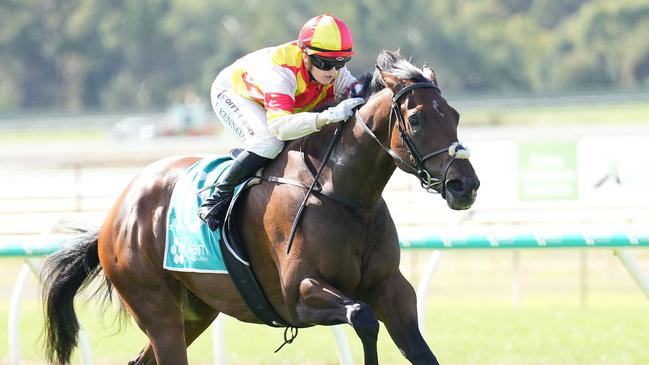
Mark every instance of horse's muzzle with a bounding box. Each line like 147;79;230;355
444;176;480;210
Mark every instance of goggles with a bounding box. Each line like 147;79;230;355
309;55;350;71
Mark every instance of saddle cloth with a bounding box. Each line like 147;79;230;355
164;155;243;273
164;154;290;327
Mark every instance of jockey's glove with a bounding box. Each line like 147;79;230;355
317;97;365;126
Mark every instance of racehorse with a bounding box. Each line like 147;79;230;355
42;50;480;365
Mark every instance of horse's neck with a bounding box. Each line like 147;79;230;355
270;91;397;208
323;93;397;207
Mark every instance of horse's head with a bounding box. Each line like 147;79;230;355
361;51;479;210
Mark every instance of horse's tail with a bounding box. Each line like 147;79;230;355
41;225;104;365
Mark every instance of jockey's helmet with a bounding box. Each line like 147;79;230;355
298;14;353;61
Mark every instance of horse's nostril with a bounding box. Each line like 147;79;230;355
445;179;465;193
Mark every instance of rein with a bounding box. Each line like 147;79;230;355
284;121;347;255
356;82;470;197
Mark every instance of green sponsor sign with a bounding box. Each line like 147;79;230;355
518;142;577;201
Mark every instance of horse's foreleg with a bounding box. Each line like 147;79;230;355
364;273;440;365
296;277;379;365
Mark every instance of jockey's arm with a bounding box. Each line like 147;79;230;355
264;67;362;141
267;112;320;141
267;96;364;141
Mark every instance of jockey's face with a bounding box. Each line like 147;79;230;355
304;54;339;86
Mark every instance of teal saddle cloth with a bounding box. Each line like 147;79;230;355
164;155;244;273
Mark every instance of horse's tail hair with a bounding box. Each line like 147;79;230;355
41;225;105;365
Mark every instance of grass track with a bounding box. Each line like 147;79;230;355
2;251;648;365
2;296;648;364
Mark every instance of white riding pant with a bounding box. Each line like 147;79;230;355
210;66;284;159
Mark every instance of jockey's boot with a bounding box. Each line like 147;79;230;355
198;150;271;231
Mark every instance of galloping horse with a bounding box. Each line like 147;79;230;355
42;51;479;365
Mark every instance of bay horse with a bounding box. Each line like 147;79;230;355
42;50;479;365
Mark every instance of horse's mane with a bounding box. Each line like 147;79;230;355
355;50;429;100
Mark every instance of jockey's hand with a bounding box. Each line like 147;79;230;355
318;97;365;126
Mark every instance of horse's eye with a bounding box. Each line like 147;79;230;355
408;114;420;127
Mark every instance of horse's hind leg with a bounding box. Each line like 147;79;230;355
297;277;379;365
128;293;219;365
106;264;190;365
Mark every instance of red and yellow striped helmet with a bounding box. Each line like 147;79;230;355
298;14;353;60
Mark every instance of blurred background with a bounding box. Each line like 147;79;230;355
1;0;649;364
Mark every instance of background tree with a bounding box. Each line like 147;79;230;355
0;0;647;112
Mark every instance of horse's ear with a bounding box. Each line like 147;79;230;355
376;65;402;91
422;63;438;86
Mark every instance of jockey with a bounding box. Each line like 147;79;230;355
198;14;364;230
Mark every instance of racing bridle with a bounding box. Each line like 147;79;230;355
356;81;471;198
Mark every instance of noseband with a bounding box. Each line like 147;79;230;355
356;82;470;197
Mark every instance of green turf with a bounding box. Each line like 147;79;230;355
2;252;649;365
2;297;648;364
